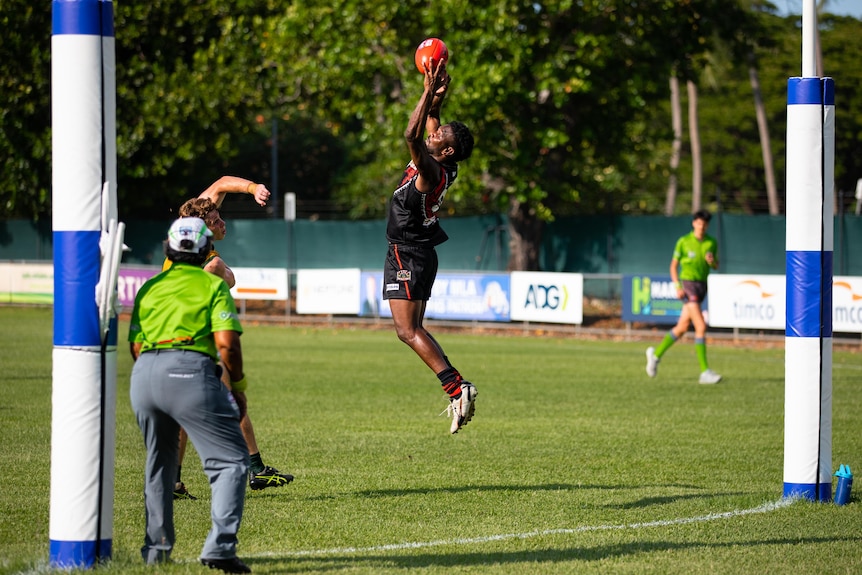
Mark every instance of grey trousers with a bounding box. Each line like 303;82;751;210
130;349;249;564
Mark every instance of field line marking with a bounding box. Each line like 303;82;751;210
256;498;796;558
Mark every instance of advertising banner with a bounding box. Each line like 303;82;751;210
117;266;158;307
296;268;361;315
0;263;54;304
230;267;288;301
833;276;862;333
510;271;583;324
621;274;693;324
707;274;785;330
359;271;511;322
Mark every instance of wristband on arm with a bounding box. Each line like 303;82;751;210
231;376;247;393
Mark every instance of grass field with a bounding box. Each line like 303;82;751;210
1;305;860;574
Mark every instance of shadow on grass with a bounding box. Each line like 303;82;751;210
305;482;707;501
247;535;860;573
605;491;749;510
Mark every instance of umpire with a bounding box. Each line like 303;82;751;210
129;217;251;574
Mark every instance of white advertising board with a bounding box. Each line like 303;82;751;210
296;268;361;315
833;276;862;333
230;267;289;301
707;274;785;330
509;271;583;324
0;263;54;304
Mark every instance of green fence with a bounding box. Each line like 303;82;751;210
3;214;861;277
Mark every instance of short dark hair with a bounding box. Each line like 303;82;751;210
163;237;211;266
693;209;712;222
449;121;474;162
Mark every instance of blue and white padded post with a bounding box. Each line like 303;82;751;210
783;74;835;501
50;0;118;567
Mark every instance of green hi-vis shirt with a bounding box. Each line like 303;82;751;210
672;231;718;282
129;261;242;360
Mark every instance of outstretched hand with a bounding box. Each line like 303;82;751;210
249;183;271;207
423;59;450;96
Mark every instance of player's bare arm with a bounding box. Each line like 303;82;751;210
670;258;684;297
199;176;271;208
204;256;236;288
404;61;448;193
705;252;718;270
426;71;449;135
215;330;247;417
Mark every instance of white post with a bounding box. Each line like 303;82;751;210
783;3;834;501
50;0;118;567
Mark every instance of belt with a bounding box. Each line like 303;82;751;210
146;348;211;360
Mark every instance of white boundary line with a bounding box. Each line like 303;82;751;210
253;498;796;558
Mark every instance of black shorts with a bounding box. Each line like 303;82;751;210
681;280;708;304
382;243;438;301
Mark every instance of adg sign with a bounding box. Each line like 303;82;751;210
622;274;708;324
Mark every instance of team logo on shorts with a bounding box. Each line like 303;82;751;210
396;269;411;281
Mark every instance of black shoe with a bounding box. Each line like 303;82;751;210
200;556;251;574
173;482;197;500
248;465;294;491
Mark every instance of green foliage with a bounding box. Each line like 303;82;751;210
678;13;862;212
2;305;862;574
0;3;52;220
2;1;861;224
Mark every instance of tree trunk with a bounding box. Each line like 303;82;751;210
666;74;683;216
687;80;702;212
506;198;544;271
748;57;780;214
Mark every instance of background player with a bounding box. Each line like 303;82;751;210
645;210;722;384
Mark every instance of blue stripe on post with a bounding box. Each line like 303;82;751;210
822;77;834;106
786;250;833;338
783;482;832;501
787;77;824;105
53;230;102;346
52;0;114;37
49;538;113;569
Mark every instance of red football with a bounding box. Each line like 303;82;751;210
414;38;449;73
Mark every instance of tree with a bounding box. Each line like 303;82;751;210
0;3;51;219
5;0;861;274
665;73;683;215
258;0;758;269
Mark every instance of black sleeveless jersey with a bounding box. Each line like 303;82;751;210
385;159;457;247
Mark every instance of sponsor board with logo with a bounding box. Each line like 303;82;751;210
0;263;54;304
833;276;862;333
707;274;785;330
509;271;583;324
230;267;288;301
296;268;361;315
621;274;703;324
359;271;511;322
117;267;158;307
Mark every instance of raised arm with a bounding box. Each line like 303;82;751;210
198;176;271;208
426;72;449;135
404;62;449;193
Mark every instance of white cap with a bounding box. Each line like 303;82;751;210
167;217;212;253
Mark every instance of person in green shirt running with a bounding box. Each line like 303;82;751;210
645;210;722;384
129;217;252;573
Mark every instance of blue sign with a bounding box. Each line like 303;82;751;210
622;274;707;324
360;271;511;322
